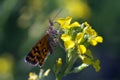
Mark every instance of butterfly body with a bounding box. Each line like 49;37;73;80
25;20;59;67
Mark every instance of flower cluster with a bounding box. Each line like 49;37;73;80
27;16;103;80
57;16;103;72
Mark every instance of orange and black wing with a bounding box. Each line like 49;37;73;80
25;34;51;67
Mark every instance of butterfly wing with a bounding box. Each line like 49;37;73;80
25;34;51;67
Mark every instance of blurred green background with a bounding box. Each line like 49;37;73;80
0;0;120;80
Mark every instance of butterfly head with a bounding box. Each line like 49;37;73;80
47;19;59;42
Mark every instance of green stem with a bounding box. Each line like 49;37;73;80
55;50;78;80
64;53;78;75
56;76;61;80
70;63;89;73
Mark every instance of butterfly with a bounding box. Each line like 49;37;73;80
25;19;59;67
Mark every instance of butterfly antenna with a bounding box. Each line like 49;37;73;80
49;9;63;28
51;9;63;21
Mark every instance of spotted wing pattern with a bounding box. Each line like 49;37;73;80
25;34;51;67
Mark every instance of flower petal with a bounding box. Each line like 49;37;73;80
57;18;65;26
65;16;72;25
90;39;97;46
70;21;80;28
75;32;84;44
95;36;103;43
78;45;86;54
64;40;75;50
57;16;72;29
61;34;71;41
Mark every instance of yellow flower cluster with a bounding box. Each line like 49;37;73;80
57;16;80;29
83;22;103;46
57;17;85;53
57;16;103;72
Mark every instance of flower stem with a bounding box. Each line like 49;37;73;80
70;63;89;73
64;53;78;75
55;50;78;80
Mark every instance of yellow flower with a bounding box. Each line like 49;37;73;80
0;54;14;80
61;34;75;50
78;45;86;54
28;72;38;80
57;16;72;29
84;21;90;27
79;50;93;64
95;36;103;43
83;22;103;46
75;32;84;44
84;22;97;36
56;58;62;70
0;57;13;74
90;36;103;46
61;34;71;41
79;50;100;72
92;59;100;72
57;58;62;66
89;38;97;46
84;26;97;37
64;40;75;50
65;0;91;18
57;16;80;29
70;21;80;28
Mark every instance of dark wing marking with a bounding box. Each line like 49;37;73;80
25;34;51;67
